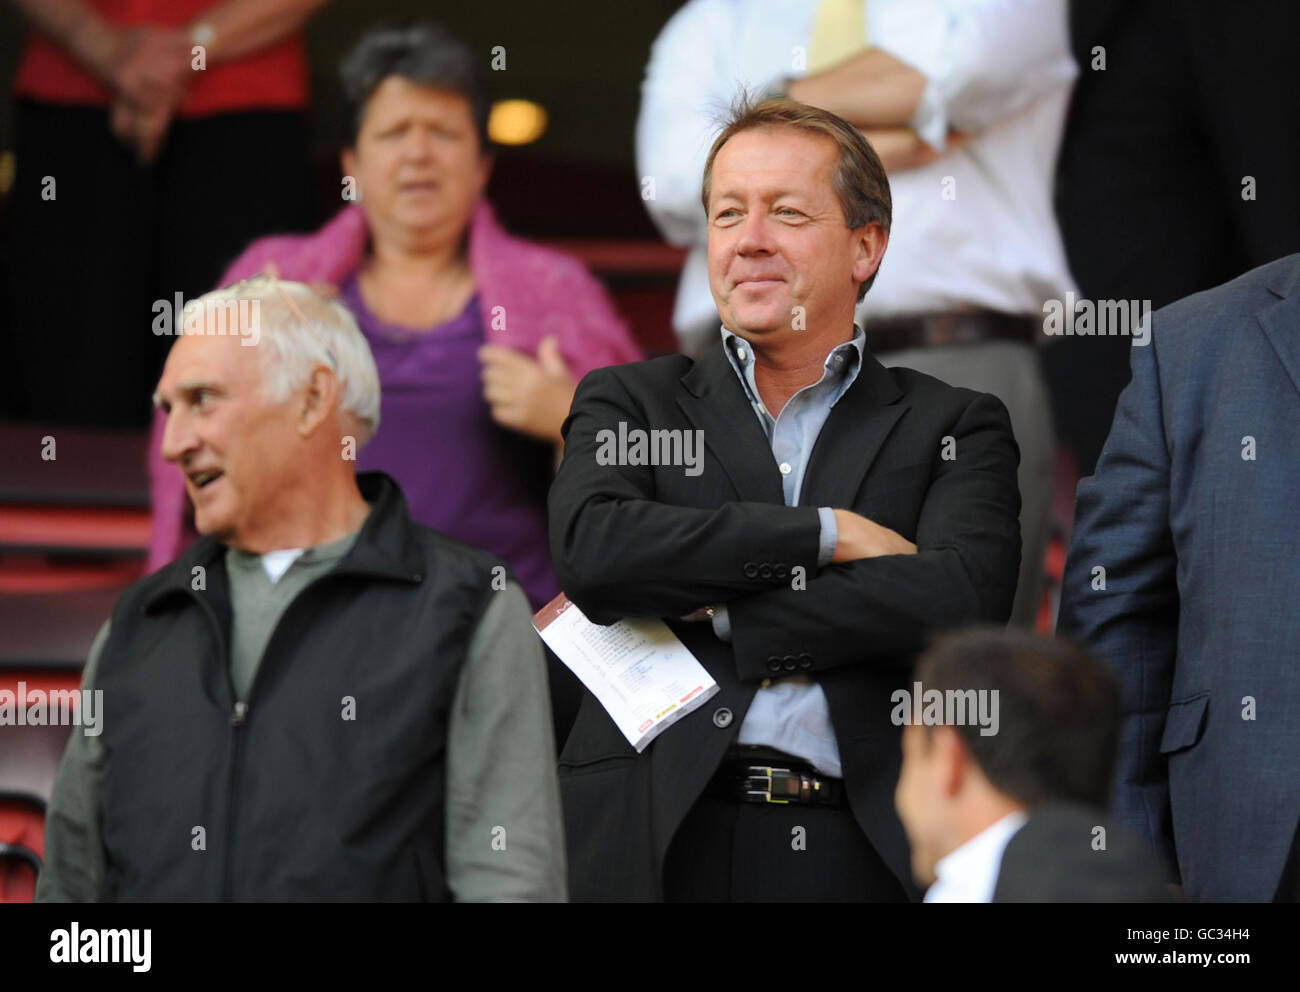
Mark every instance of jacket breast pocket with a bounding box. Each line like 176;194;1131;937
857;461;932;504
1159;692;1210;755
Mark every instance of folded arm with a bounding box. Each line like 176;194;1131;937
548;367;823;624
725;391;1021;678
792;0;1076;150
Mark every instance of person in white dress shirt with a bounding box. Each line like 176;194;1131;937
637;0;1079;626
894;627;1142;903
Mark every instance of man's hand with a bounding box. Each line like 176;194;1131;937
679;607;715;622
859;127;970;172
786;48;927;129
831;509;917;563
479;336;577;443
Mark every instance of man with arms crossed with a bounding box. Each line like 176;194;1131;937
550;98;1021;901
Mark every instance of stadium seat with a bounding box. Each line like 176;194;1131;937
0;791;46;903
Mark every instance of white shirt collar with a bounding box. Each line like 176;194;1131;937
924;810;1028;903
259;548;304;584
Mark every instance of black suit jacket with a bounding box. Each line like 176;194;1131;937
548;339;1022;901
993;803;1174;903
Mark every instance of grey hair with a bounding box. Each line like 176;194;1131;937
182;276;382;445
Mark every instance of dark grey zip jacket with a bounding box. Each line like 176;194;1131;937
94;472;498;901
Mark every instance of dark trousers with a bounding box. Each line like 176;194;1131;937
1;100;317;428
662;793;910;902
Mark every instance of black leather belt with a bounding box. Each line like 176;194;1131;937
707;747;846;807
867;310;1038;354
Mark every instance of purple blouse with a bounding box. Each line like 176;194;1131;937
342;275;559;610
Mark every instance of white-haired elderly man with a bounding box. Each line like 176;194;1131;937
35;276;566;902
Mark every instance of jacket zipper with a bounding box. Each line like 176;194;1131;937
224;699;248;901
183;588;242;902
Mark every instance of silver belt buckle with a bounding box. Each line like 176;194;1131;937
743;765;792;804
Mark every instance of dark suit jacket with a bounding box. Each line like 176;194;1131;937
992;803;1173;903
1059;254;1300;902
548;338;1022;901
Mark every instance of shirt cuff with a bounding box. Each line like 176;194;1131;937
816;506;838;567
711;604;732;642
908;75;948;151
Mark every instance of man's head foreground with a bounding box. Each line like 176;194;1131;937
153;276;381;552
895;627;1121;886
702;96;891;346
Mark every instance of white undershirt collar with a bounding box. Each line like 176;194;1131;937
259;547;304;584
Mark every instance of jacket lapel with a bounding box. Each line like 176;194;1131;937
676;342;910;507
677;344;786;503
800;350;908;507
1257;263;1300;400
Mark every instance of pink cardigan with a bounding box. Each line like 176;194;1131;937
147;200;643;570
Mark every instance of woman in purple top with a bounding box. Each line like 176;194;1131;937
343;281;558;607
149;20;642;612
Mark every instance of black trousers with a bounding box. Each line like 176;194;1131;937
662;793;910;902
0;100;317;428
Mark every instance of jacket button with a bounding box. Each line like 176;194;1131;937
775;564;789;579
766;656;782;673
758;563;773;579
712;707;733;728
782;655;798;672
743;562;759;578
797;652;813;670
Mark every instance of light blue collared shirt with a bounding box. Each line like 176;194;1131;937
711;324;867;778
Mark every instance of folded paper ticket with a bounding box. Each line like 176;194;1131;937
533;592;719;752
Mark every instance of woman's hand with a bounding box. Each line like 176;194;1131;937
105;25;192;163
109;26;192;111
478;336;576;444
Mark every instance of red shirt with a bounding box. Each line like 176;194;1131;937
13;0;309;117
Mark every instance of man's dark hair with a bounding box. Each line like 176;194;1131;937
339;19;494;151
915;627;1121;809
700;93;892;299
